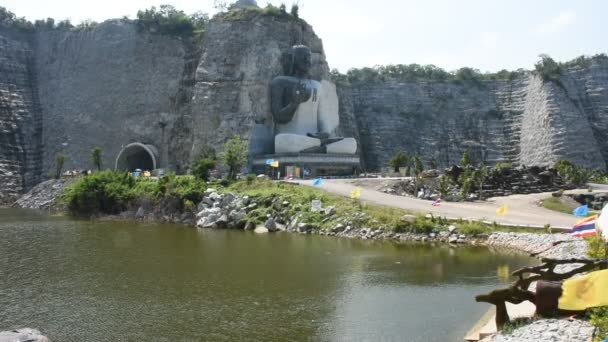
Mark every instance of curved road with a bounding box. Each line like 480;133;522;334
296;179;582;229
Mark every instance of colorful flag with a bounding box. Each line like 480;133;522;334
573;204;589;217
558;269;608;311
350;187;362;199
571;215;598;238
496;204;508;216
265;159;274;165
270;161;279;168
431;199;441;207
312;177;323;186
597;204;608;242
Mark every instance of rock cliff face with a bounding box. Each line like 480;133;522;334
34;20;187;175
0;26;42;204
1;11;608;201
340;61;608;171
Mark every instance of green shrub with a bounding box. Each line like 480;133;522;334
62;170;135;216
62;171;206;216
459;221;490;236
389;151;409;173
192;157;216;181
590;306;608;341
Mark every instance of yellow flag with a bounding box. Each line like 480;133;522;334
559;269;608;311
271;161;279;168
496;204;508;216
350;187;361;199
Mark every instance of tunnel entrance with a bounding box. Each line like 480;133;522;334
115;143;158;172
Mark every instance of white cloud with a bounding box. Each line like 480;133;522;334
534;10;576;35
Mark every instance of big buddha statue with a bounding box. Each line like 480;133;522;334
270;45;357;155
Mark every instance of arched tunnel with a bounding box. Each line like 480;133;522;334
114;143;159;172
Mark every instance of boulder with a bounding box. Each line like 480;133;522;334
332;223;345;233
298;223;311;233
0;328;50;342
264;218;278;232
244;221;256;230
254;226;269;234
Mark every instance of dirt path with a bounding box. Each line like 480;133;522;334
295;178;581;229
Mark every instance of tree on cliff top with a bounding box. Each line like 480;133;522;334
535;54;561;82
221;136;248;180
91;147;102;171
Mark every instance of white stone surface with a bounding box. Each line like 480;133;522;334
326;138;357;154
275;133;321;153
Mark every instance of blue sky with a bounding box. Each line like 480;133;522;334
3;0;607;72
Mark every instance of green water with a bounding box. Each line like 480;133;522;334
0;208;535;341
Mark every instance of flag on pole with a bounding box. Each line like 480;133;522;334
570;215;599;238
312;177;323;186
350;187;361;199
271;161;279;168
496;204;508;216
573;204;589;217
431;198;441;207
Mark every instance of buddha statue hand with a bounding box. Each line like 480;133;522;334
291;81;312;105
306;132;344;146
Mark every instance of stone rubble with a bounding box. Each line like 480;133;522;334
481;318;595;342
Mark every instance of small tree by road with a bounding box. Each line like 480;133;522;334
91;147;102;171
54;153;66;179
221;135;248;180
389;151;409;173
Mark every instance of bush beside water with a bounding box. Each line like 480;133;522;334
61;171;206;216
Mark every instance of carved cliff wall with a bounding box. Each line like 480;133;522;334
34;20;187;174
340;61;608;171
0;26;42;204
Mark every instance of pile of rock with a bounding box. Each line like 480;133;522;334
381;165;575;201
481;318;595;342
196;189;248;229
567;192;608;210
12;179;73;210
478;166;573;198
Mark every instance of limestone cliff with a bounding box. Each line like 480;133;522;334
0;26;42;204
340;61;608;171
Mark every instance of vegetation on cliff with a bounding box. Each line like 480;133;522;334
332;53;608;86
0;5;209;38
217;3;304;23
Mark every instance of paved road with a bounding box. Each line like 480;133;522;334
295;179;582;229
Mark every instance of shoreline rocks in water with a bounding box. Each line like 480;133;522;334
0;328;50;342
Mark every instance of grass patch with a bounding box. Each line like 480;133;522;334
540;196;578;215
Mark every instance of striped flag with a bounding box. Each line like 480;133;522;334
432;199;441;207
571;215;599;238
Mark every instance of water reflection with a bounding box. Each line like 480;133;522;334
0;209;534;341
